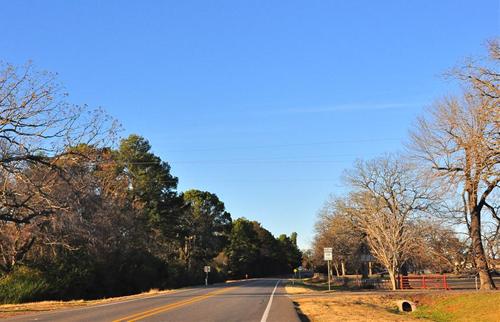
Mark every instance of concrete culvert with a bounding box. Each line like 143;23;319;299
396;300;417;312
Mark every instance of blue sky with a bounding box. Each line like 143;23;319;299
1;1;498;249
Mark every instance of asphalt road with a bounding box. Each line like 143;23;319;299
2;279;300;322
446;277;500;290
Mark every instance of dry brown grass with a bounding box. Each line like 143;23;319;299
285;282;428;322
290;295;423;322
0;288;175;318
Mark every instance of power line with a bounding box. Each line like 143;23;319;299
163;137;401;153
169;159;355;165
123;152;382;165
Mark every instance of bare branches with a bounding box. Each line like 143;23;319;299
450;38;500;102
312;197;365;275
0;62;118;225
0;64;119;162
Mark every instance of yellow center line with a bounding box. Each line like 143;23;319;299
112;286;239;322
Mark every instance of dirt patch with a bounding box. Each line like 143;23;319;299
408;292;454;306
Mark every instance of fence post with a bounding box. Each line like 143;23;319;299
399;275;403;290
443;275;449;290
422;275;426;289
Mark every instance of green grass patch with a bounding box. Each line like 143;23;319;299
0;267;51;304
412;292;500;322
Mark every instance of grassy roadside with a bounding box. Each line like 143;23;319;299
286;280;421;321
410;292;500;322
286;279;332;293
285;280;500;322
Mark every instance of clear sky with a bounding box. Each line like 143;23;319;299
2;1;498;249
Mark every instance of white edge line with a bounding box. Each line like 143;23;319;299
260;279;281;322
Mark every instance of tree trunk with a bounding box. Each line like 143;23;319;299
470;206;496;290
388;270;397;290
333;263;340;277
341;261;346;276
361;262;368;279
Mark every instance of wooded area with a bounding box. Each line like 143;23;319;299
0;63;301;303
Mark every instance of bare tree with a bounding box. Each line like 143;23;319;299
344;156;437;290
410;41;499;290
0;62;118;271
313;197;364;276
409;219;468;274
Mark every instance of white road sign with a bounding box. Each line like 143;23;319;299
324;247;333;261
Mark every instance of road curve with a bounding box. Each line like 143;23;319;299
2;278;300;322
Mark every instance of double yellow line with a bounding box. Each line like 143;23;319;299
113;286;238;322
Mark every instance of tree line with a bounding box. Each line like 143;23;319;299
311;40;499;290
0;63;301;303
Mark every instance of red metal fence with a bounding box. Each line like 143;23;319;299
399;275;450;290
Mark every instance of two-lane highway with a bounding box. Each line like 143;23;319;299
3;279;300;322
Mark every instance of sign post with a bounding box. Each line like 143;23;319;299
204;266;211;286
324;247;333;291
